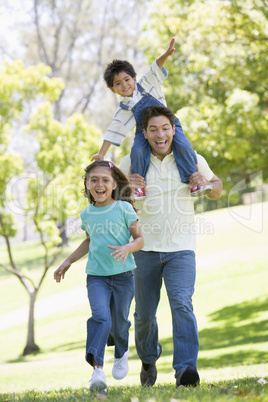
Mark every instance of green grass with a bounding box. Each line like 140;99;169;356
0;203;268;400
0;378;268;401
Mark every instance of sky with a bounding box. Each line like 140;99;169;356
0;0;31;60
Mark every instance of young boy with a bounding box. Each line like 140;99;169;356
91;38;212;198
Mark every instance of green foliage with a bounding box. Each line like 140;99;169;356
0;59;100;354
142;0;268;198
0;213;17;237
0;59;100;250
24;103;100;228
0;61;64;124
0;61;65;202
0;153;23;209
0;61;65;239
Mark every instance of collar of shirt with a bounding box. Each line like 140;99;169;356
150;152;174;164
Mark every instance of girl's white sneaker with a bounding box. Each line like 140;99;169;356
112;349;129;380
89;366;107;392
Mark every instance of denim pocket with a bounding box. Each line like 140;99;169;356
122;270;133;278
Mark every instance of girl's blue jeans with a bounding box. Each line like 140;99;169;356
85;271;134;367
133;250;199;377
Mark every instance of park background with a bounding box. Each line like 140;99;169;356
0;0;267;399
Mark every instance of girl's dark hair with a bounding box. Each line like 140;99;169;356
103;60;137;88
83;160;137;212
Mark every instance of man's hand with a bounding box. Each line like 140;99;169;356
189;165;207;188
190;165;223;200
128;172;145;192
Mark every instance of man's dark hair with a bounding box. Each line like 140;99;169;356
103;60;137;88
142;105;175;130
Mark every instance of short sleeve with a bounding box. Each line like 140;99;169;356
196;153;214;181
119;154;131;177
123;202;138;228
80;210;87;232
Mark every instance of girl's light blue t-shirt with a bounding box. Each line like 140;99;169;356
80;200;138;276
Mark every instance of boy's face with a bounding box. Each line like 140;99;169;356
110;71;136;97
143;115;175;161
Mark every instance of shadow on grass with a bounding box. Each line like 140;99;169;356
199;296;268;350
5;296;268;371
199;319;268;350
152;296;268;371
5;340;86;364
198;349;268;369
209;296;268;323
47;340;86;353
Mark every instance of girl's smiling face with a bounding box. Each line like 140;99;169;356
86;166;116;207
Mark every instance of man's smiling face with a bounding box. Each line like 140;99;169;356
143;115;175;160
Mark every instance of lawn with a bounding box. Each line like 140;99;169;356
0;202;267;400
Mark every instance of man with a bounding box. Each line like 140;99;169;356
119;105;223;387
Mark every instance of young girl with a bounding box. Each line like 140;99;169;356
54;160;144;393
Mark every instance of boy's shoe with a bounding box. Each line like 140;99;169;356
133;188;146;199
190;184;212;197
176;366;200;387
89;367;107;393
112;349;129;380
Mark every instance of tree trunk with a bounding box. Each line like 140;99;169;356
23;291;40;356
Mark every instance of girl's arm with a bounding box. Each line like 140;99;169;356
54;236;90;282
107;220;144;264
156;37;176;69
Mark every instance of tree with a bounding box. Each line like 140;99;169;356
0;61;99;355
143;0;268;201
1;0;149;123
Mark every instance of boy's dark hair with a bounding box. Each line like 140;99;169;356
83;160;137;211
103;60;137;88
142;105;175;130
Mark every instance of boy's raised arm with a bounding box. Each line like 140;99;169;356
156;37;176;69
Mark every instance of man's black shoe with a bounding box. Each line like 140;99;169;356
176;366;200;387
140;344;162;386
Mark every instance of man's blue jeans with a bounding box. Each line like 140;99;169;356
85;271;134;367
133;250;199;377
